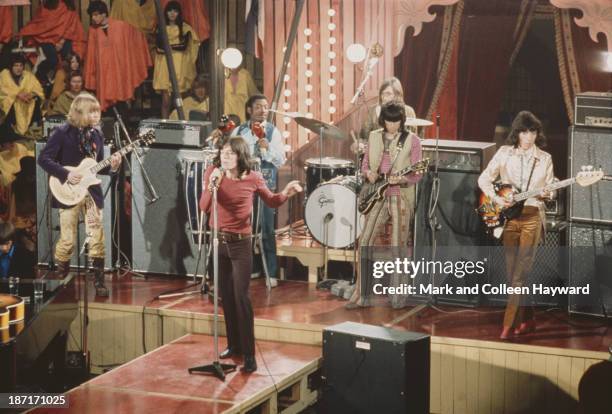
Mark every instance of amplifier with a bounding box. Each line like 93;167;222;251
575;92;612;128
139;119;212;147
43;117;117;143
421;139;496;173
322;322;430;414
43;116;66;138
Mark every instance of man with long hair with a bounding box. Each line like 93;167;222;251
347;102;423;309
199;136;301;372
478;110;555;339
38;92;121;296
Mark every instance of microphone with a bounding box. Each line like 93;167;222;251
324;213;334;223
210;168;224;186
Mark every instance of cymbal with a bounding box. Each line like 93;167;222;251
405;118;434;127
294;117;346;140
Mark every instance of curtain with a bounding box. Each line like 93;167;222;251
394;3;463;123
554;8;612;122
456;0;536;141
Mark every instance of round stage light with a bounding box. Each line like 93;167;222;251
220;48;243;69
346;43;367;63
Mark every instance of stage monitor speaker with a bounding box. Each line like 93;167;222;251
413;169;486;306
568;223;612;317
131;147;204;276
322;322;430;414
568;126;612;224
35;142;114;270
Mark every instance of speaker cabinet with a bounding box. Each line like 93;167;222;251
131;147;205;276
413;170;487;306
568;223;612;317
322;322;430;414
568;126;612;224
35;142;114;270
487;220;569;307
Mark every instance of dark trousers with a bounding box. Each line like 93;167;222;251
502;206;542;328
217;237;255;355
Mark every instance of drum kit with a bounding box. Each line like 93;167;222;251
180;113;433;252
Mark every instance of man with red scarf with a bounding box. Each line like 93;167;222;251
84;1;151;112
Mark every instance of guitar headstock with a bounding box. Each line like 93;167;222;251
412;158;431;174
138;129;156;147
576;167;604;187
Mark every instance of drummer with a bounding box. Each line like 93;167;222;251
353;77;417;154
232;94;286;287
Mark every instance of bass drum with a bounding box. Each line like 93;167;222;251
305;176;364;249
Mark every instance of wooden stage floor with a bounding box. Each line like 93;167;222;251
31;334;321;414
80;273;611;354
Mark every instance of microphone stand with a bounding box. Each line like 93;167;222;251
189;181;236;380
113;108;160;204
79;233;91;375
425;115;442;306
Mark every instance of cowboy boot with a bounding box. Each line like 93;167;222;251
91;258;109;297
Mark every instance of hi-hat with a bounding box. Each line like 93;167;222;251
405;118;434;127
294;117;346;140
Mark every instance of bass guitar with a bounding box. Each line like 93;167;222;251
358;158;430;214
477;167;604;238
49;130;155;206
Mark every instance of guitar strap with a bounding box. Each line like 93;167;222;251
388;131;409;174
524;158;537;191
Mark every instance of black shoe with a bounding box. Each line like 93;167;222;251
241;355;257;373
219;347;241;359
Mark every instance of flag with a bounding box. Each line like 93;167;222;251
245;0;264;58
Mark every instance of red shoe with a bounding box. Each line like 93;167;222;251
500;327;513;340
514;319;536;335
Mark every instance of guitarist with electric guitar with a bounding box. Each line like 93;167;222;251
476;111;605;340
346;102;425;309
38;93;152;297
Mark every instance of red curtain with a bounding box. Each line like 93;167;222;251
555;8;612;122
456;0;535;141
394;3;463;121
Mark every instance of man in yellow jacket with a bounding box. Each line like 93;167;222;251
0;55;44;143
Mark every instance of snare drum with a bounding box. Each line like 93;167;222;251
304;157;354;196
304;176;364;249
182;149;217;239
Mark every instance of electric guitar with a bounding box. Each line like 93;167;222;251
477;167;604;238
358;158;430;214
49;131;155;206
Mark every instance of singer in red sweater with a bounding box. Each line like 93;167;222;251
199;137;301;373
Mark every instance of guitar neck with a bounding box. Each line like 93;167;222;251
90;141;139;174
514;177;575;201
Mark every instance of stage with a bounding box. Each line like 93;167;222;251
46;271;612;414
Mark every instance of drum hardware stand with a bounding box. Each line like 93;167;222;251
317;213;339;290
189;181;237;380
253;195;272;291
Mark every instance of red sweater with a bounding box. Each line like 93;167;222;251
199;166;287;234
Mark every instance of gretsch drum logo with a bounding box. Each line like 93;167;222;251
318;192;334;208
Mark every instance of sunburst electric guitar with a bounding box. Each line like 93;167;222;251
477;167;604;238
49;131;155;206
358;158;430;214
